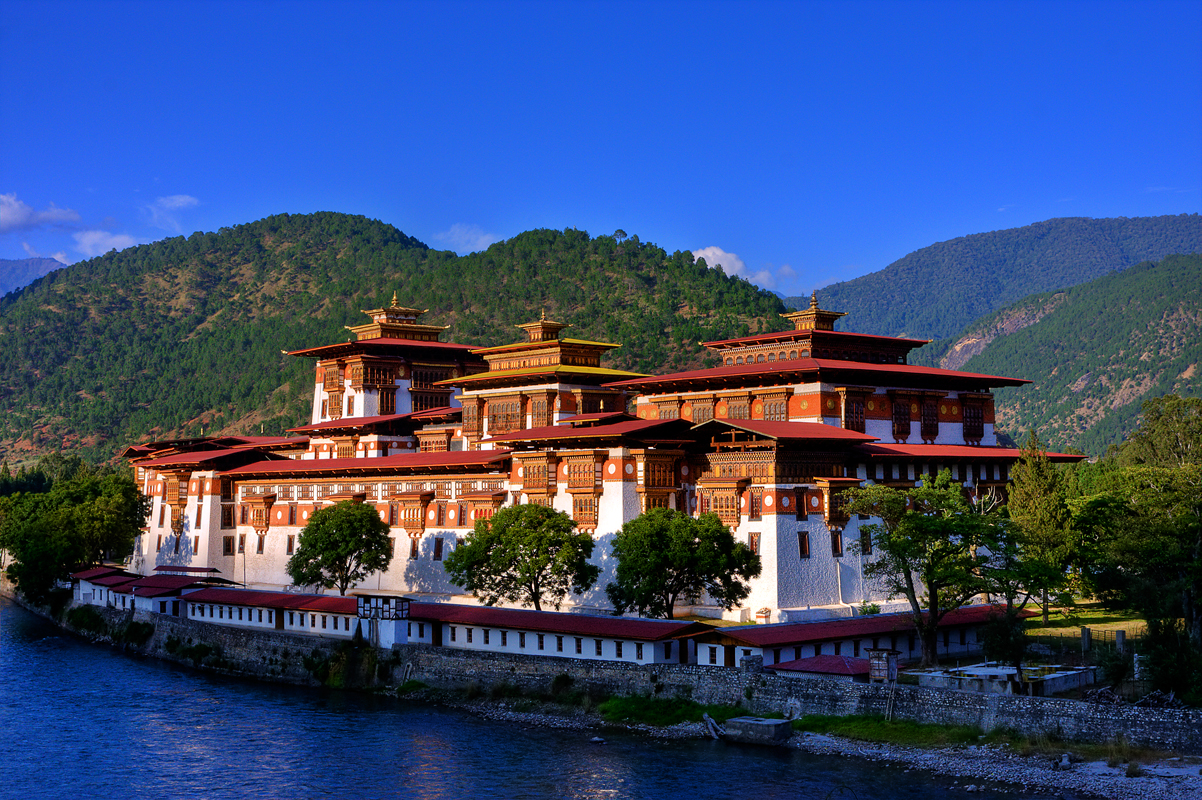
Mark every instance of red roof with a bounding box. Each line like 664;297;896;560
288;337;481;358
693;605;1033;648
693;419;878;443
702;329;929;348
137;448;290;469
856;443;1085;462
154;565;223;573
605;358;1029;392
406;603;712;640
558;412;636;425
289;412;422;433
92;575;140;588
182;587;359;614
219;450;512;477
767;655;872;676
485;418;692;445
72;566;128;581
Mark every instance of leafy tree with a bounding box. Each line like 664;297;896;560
845;470;997;667
286;500;392;596
605;508;761;619
1117;395;1202;469
443;503;598;611
1007;430;1075;625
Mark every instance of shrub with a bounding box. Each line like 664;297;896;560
120;621;155;647
1126;761;1145;778
550;673;575;697
66;605;107;636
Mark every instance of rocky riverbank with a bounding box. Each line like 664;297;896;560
419;692;1202;800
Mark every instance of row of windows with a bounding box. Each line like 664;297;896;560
723;349;808;366
414;623;674;660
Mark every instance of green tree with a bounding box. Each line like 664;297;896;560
1116;395;1202;468
845;470;996;667
605;508;761;619
443;503;598;611
1007;430;1075;625
286;500;393;595
0;469;149;605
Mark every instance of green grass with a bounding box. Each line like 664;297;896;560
1036;602;1145;632
597;695;767;726
792;714;982;747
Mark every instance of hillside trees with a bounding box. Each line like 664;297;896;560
286;500;393;596
605;508;761;619
443;503;599;611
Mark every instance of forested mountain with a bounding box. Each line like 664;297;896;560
0;213;785;464
915;254;1202;455
783;215;1202;340
1;257;65;297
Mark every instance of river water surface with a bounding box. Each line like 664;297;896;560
1;598;1064;799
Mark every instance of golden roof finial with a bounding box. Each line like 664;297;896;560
390;291;399;307
540;308;546;321
810;290;819;308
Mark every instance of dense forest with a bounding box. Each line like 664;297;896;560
784;215;1202;340
0;213;786;463
919;254;1201;454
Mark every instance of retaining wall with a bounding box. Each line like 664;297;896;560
46;600;1202;753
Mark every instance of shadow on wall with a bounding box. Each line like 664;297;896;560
401;534;460;595
573;529;618;612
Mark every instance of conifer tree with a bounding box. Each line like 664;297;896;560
1007;430;1075;625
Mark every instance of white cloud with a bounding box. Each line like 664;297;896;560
20;241;69;263
144;194;199;232
433;223;499;254
776;264;797;282
692;245;747;277
0;193;80;232
73;230;138;258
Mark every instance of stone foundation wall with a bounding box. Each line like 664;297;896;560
47;601;1202;753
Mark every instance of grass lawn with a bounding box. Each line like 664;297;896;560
1035;601;1145;632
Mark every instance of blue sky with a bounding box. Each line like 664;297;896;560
2;0;1199;297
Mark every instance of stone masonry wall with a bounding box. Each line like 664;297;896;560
49;601;1202;753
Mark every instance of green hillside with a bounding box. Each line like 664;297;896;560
784;215;1202;340
942;254;1202;454
0;213;786;464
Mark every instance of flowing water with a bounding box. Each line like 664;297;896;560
0;598;1060;799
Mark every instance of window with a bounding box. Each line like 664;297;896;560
959;629;966;646
287;535;295;555
708;646;717;665
892;399;911;441
238;608;243;621
963;404;984;441
844;395;865;433
321;615;327;629
483;629;490;645
921;400;939;441
834;642;842;656
798;531;810;559
156;534;163;551
268;611;273;624
595;639;603;656
831;530;843;558
158;504;165;527
635;643;643;660
500;631;507;647
238;534;246;554
193;536;200;554
664;641;672;660
537;634;544;651
466;628;473;643
859;529;872;556
219;607;224;619
519;632;526;649
794;647;801;660
256;534;265;554
160;601;167;614
289;612;295;626
450;626;457;642
556;636;563;652
258;609;263;622
615;641;623;658
288;505;297;525
748;531;760;555
575;637;582;655
409;537;419;559
433;538;443;561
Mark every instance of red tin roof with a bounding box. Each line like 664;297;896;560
182;587;359;614
485;418;692;445
219;450;512;477
154;565;224;573
855;443;1085;463
692;605;1034;648
767;655;872;676
406;603;712;641
72;566;128;581
693;419;878;443
289;412;422;433
605;358;1029;392
288;337;481;358
702;329;929;348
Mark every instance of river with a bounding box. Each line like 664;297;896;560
0;597;1063;799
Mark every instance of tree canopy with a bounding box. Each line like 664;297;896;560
442;503;598;611
0;464;149;605
605;508;761;619
286;500;393;595
845;470;1002;667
